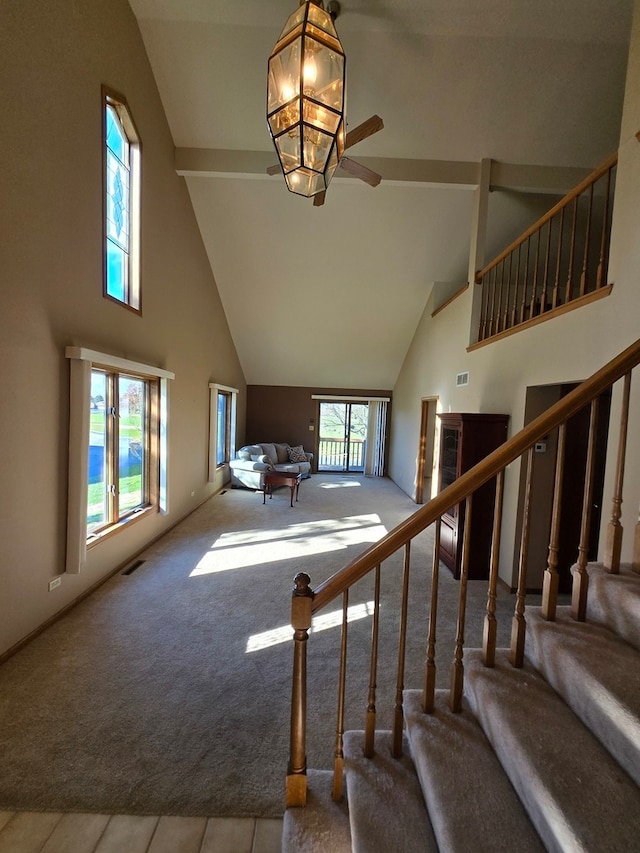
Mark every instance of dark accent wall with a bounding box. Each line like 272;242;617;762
246;385;392;471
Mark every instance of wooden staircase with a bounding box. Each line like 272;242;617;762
283;563;640;851
281;338;640;852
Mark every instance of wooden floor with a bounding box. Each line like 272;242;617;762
0;811;282;853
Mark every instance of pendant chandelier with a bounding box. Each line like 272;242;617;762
266;0;346;198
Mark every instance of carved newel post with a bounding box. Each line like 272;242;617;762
286;572;314;808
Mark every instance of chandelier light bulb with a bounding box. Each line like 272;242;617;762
303;54;317;88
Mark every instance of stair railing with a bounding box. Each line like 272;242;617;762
475;154;617;343
286;338;640;808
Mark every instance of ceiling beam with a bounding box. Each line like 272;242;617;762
174;147;592;194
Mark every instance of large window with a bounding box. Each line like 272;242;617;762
88;369;151;536
66;348;174;572
103;87;141;311
209;383;238;481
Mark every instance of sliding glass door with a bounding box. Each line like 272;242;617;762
318;401;368;472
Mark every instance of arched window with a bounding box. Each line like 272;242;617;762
103;87;141;311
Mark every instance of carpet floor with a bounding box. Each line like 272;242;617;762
0;475;516;818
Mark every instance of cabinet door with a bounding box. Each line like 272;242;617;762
439;425;460;520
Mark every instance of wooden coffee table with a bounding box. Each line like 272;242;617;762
263;471;302;507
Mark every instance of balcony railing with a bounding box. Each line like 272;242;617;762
475;154;617;343
318;438;365;471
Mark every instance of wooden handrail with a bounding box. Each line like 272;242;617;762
475;153;617;283
311;337;640;613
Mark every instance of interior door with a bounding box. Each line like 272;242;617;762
318;401;368;472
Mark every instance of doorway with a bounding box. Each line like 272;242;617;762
318;401;368;472
415;398;439;504
515;383;611;592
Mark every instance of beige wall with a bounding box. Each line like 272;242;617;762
389;0;640;587
0;0;246;656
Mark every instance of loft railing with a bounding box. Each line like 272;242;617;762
475;154;617;343
286;338;640;807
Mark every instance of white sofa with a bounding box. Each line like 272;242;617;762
229;442;313;490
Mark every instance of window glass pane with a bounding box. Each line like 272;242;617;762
216;392;228;465
118;376;145;516
106;105;129;167
106;239;127;301
88;371;108;532
106;148;130;252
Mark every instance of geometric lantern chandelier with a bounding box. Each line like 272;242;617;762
267;0;346;198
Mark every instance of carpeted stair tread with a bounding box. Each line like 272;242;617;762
586;562;640;651
281;769;351;853
404;689;545;852
526;606;640;786
343;730;437;853
464;649;640;853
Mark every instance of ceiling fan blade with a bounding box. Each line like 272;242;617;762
266;163;281;176
345;114;384;150
339;157;381;188
313;191;326;207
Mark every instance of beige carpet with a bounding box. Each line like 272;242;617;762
0;475;515;818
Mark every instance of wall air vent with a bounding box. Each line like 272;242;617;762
456;371;469;387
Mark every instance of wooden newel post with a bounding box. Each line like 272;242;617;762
286;572;314;808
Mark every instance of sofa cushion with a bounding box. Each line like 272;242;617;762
238;450;251;460
288;445;308;463
259;443;279;465
275;443;290;464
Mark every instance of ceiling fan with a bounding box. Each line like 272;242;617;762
267;113;384;206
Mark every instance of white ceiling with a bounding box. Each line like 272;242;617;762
129;0;632;388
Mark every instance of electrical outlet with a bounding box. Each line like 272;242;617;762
191;490;195;497
48;577;62;592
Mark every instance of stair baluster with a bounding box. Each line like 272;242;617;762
519;236;531;325
422;519;441;712
552;206;564;309
363;565;381;758
392;543;411;757
572;398;599;620
541;422;566;620
483;469;504;667
332;589;349;801
579;182;595;296
604;370;632;573
565;196;578;302
540;218;552;314
450;497;472;712
510;447;534;667
596;165;613;289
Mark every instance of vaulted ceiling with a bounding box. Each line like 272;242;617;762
128;0;632;388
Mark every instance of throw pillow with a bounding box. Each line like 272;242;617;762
238;450;251;460
288;445;307;463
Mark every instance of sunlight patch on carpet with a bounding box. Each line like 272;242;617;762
246;600;376;652
190;514;387;576
319;479;363;489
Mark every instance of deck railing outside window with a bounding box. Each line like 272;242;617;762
318;438;365;471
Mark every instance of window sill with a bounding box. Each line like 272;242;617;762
86;505;157;550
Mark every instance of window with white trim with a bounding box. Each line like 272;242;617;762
66;348;174;572
209;383;238;480
104;87;141;311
